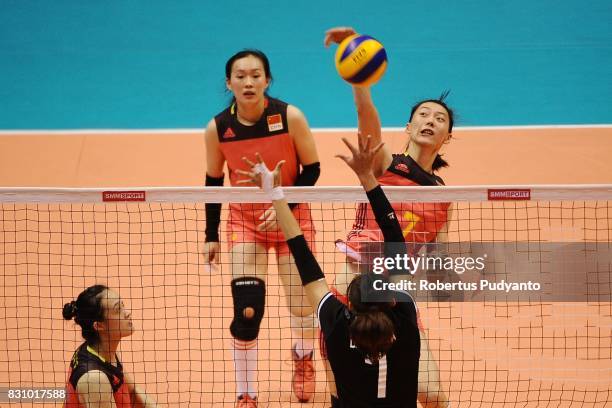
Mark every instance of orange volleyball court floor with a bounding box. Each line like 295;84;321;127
0;127;611;407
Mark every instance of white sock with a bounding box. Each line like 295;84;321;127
233;338;258;397
293;336;315;359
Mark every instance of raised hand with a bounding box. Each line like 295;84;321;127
324;26;357;47
336;132;385;180
236;153;285;191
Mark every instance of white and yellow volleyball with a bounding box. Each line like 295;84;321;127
335;34;388;87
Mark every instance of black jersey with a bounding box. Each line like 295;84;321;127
64;343;131;407
379;153;445;187
317;290;420;407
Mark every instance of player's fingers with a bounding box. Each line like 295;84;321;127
257;219;272;231
323;33;331;47
362;134;372;152
357;131;365;152
335;154;350;165
372;142;385;155
242;156;256;168
273;160;286;173
235;169;251;177
207;247;217;263
255;152;265;164
262;219;278;231
341;137;359;156
236;178;254;185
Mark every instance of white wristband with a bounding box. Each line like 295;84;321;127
268;187;285;201
253;162;285;201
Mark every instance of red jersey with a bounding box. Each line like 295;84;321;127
215;97;314;248
344;154;450;263
215;97;300;213
64;343;132;408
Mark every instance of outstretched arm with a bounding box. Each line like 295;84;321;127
236;155;329;309
325;27;391;177
418;334;451;407
336;134;403;261
341;137;450;406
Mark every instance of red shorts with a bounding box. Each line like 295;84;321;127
227;203;315;257
318;286;424;360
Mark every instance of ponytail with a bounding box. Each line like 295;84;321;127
432;154;449;171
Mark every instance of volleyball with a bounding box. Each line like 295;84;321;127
335;34;387;87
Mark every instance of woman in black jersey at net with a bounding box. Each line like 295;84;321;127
237;133;450;407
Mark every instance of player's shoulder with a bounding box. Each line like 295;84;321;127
75;370;115;401
391;290;418;319
267;96;289;110
318;292;349;328
77;369;111;385
205;118;218;133
391;154;443;186
286;103;303;118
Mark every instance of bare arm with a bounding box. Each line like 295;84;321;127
418;332;450;408
204;119;225;177
123;372;158;408
236;156;329;309
353;87;391;177
324;26;391;177
203;119;225;261
76;371;117;408
287;105;319;166
271;197;330;308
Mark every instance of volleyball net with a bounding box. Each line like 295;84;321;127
0;185;610;407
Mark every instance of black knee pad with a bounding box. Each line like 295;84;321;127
230;277;266;341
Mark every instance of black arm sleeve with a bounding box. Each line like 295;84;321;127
289;162;320;209
365;185;405;260
204;174;224;242
286;235;325;285
294;162;320;186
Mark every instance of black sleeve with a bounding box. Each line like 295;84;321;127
289;162;320;210
317;292;345;337
286;235;325;285
294;162;320;186
204;174;224;242
365;185;404;245
393;290;419;327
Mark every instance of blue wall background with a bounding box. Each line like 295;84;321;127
1;0;611;129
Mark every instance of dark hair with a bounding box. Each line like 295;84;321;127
407;90;454;171
63;285;108;345
346;274;396;363
224;49;273;105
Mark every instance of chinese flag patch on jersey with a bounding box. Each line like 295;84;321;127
267;114;283;132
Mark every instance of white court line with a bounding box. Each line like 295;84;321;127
0;124;611;135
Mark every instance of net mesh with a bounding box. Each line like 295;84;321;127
0;186;610;407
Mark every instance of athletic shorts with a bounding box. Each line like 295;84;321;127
227;203;315;257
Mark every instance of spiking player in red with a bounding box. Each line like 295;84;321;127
324;27;452;407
